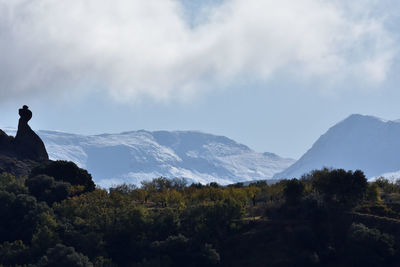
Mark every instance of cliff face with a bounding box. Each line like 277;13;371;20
0;106;48;176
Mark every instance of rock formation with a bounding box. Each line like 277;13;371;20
0;105;48;162
0;129;14;151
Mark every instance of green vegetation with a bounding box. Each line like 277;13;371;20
1;165;400;266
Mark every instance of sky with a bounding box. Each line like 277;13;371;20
1;0;400;159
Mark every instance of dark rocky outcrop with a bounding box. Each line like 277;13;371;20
0;129;14;150
0;106;49;167
14;105;48;161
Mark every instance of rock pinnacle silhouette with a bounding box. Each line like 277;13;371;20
14;105;49;161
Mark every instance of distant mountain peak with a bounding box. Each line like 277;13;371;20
274;114;400;180
342;113;388;123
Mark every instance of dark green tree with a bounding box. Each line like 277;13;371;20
26;174;70;204
311;168;368;209
283;178;305;205
0;240;30;266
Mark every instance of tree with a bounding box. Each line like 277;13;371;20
0;192;49;243
208;182;220;188
141;177;172;192
0;240;29;266
181;199;244;244
283;179;305;205
131;188;148;203
311;168;368;209
31;212;60;258
310;168;369;247
0;172;28;195
365;183;381;202
245;186;262;206
170;178;188;192
26;174;70;204
109;183;137;194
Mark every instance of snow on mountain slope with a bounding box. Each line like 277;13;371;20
274;114;400;180
4;128;294;187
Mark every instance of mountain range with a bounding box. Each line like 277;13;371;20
4;128;294;187
4;113;400;186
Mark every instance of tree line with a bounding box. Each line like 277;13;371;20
0;161;400;266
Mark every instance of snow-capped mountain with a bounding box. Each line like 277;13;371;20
274;114;400;180
4;128;294;187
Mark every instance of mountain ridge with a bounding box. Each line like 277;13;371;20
4;128;294;187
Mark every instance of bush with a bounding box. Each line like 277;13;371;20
30;161;95;193
37;244;93;267
346;223;395;266
26;174;70;204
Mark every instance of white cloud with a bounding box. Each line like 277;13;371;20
0;0;397;102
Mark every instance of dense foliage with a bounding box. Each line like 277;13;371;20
0;166;400;266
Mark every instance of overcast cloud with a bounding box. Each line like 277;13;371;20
0;0;397;102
